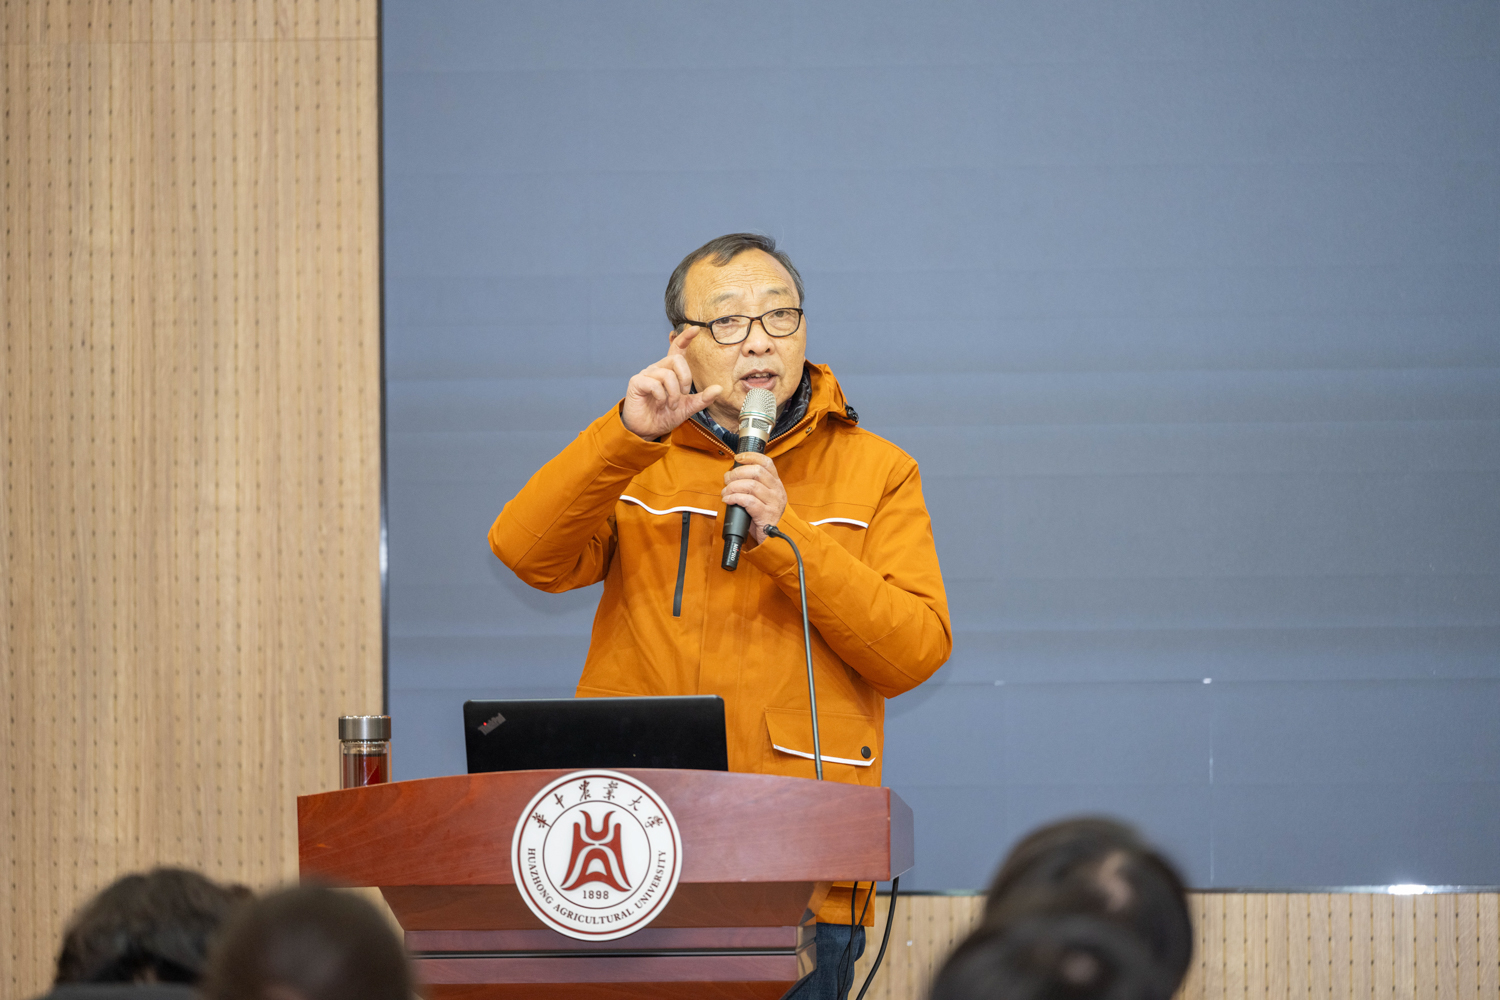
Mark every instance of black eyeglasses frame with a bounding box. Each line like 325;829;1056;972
678;307;805;345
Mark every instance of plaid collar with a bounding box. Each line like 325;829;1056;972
692;368;813;452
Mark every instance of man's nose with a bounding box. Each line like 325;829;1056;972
741;319;776;353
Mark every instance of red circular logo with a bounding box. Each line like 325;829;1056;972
511;770;683;941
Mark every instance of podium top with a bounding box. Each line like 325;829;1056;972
298;768;912;888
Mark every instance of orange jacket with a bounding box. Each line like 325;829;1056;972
489;363;951;922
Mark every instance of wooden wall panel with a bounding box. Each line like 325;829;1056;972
850;893;1500;1000
0;1;380;995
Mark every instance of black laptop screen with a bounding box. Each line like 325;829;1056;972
463;695;729;774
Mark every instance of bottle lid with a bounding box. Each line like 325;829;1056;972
338;715;391;741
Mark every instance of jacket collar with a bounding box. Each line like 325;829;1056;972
673;362;855;455
691;367;813;450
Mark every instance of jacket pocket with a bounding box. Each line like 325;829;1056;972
617;494;715;619
764;707;878;771
790;501;873;558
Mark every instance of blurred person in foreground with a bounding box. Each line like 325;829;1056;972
36;867;251;1000
931;818;1193;1000
201;885;413;1000
931;915;1174;1000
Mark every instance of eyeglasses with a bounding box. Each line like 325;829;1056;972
680;308;804;345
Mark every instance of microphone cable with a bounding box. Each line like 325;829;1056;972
766;524;899;999
853;878;899;1000
836;881;874;1000
835;878;902;1000
765;524;823;779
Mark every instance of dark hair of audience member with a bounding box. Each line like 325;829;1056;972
931;915;1176;1000
201;885;413;1000
982;817;1194;992
54;868;253;985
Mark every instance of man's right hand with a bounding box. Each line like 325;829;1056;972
621;328;722;440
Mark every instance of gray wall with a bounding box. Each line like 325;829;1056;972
381;0;1500;889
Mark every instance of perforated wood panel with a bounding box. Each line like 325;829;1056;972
0;1;380;994
851;893;1500;999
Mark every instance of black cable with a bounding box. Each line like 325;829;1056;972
764;524;822;779
853;877;899;1000
763;525;882;1000
837;881;874;1000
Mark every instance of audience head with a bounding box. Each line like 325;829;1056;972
981;817;1193;992
202;885;413;1000
930;915;1175;1000
54;868;252;985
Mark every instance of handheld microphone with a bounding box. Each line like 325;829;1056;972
721;388;777;570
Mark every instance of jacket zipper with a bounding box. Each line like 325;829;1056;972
672;511;690;618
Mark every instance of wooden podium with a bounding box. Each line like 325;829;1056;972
297;769;913;999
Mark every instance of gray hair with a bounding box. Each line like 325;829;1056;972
664;233;805;329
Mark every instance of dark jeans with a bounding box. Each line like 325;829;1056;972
783;921;867;1000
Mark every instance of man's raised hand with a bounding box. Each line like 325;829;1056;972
621;328;722;440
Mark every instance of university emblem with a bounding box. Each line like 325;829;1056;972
511;769;683;941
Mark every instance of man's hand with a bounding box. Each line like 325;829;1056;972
621;328;722;440
722;452;788;546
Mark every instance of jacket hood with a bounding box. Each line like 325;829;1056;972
805;362;856;426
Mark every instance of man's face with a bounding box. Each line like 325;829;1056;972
678;249;807;429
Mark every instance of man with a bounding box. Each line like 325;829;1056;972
929;818;1192;1000
34;868;251;1000
489;233;951;999
980;818;1193;994
202;886;414;1000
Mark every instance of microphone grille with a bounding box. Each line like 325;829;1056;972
740;388;777;422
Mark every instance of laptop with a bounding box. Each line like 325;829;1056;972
463;695;729;774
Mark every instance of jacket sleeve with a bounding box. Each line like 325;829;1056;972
743;455;952;698
489;405;670;592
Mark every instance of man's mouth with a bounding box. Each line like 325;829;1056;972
740;371;778;390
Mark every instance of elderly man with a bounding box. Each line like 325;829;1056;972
489;233;951;1000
